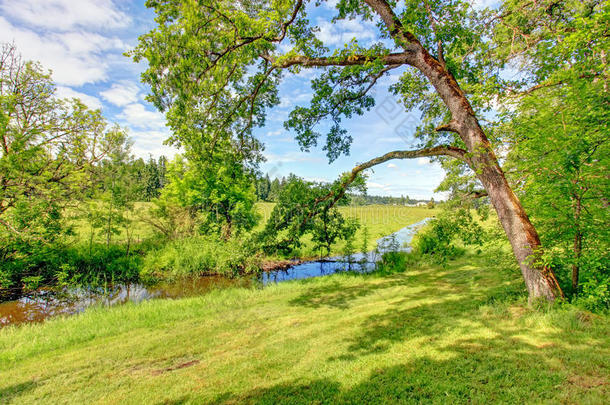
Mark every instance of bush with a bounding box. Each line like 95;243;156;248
141;236;261;281
412;209;483;264
0;241;143;298
574;274;610;312
376;251;416;274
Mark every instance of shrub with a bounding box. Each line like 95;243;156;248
0;241;144;298
413;209;483;264
141;236;261;281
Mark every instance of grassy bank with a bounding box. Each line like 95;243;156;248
1;248;607;404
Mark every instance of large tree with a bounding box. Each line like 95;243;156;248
0;43;125;244
130;0;604;301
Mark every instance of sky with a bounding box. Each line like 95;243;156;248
0;0;496;200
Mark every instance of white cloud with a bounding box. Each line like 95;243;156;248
417;157;430;166
55;86;102;110
316;18;376;46
323;0;339;10
117;103;166;130
367;181;390;191
0;0;131;31
0;17;125;86
129;130;178;159
266;129;283;137
101;81;140;107
387;163;398;169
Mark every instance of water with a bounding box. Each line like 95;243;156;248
0;219;429;327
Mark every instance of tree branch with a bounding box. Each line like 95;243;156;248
361;0;421;53
262;52;414;69
300;145;469;227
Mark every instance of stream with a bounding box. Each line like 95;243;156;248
0;218;429;327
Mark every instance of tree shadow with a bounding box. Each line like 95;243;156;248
288;276;410;309
208;326;608;404
0;381;38;403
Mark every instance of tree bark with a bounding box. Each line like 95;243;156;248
411;50;562;301
357;0;563;300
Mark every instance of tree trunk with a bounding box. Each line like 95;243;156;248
412;51;563;301
356;0;563;300
572;231;582;292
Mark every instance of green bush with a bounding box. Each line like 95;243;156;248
574;274;610;312
0;241;144;298
412;209;483;264
376;251;411;274
141;236;261;281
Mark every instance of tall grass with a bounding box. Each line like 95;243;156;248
141;236;261;281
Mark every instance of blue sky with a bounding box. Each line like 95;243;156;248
0;0;495;199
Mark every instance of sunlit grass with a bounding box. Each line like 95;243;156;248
257;203;439;258
1;249;607;404
68;202;438;258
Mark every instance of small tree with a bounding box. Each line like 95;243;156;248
161;154;259;239
311;207;359;256
0;43;123;247
0;44;127;289
260;174;363;255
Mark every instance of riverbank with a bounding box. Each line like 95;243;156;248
2;248;608;404
0;212;433;327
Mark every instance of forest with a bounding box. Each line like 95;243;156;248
0;0;608;403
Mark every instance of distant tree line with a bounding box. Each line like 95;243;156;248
97;155;168;202
254;174;431;206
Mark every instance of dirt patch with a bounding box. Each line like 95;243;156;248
567;375;608;389
260;259;306;272
152;359;200;376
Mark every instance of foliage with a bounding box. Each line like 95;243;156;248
414;209;485;264
0;44;138;291
141;236;260;281
259;174;363;255
160;154;259;239
140;198;201;241
311;208;359;256
502;81;609;302
0;241;143;298
0;44;125;247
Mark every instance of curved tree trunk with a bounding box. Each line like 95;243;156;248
358;0;563;300
412;53;563;301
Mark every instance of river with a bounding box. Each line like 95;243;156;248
0;218;429;327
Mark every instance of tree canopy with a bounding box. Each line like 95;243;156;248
131;0;608;301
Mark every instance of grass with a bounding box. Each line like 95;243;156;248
1;247;608;404
68;202;438;258
258;203;439;258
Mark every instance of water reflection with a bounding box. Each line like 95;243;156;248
0;219;429;327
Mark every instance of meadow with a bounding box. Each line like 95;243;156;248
1;245;608;404
71;202;438;258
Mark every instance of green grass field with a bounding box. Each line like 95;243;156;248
71;202;438;258
1;247;607;404
255;202;437;258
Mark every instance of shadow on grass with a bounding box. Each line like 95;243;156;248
0;381;38;403
207;325;607;404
